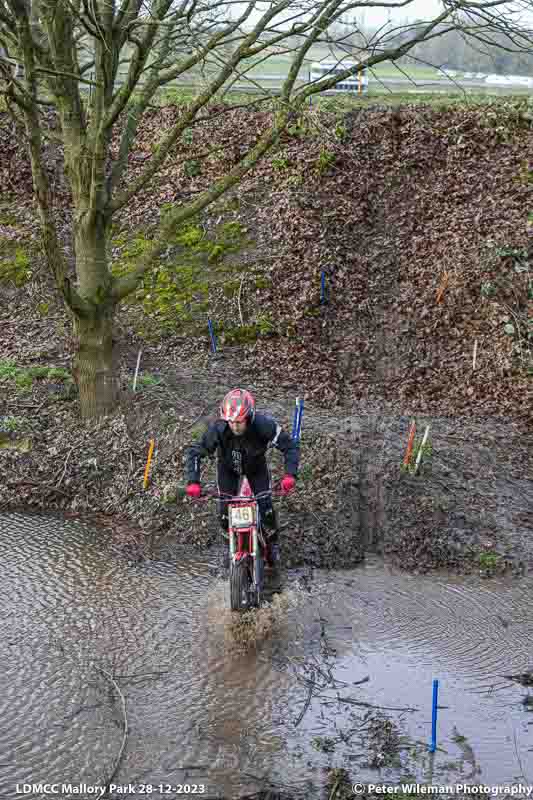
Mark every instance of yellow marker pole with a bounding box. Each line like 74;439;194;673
143;439;155;489
358;70;363;95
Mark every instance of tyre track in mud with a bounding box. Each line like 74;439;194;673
156;348;533;575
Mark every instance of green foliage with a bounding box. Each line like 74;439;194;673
0;359;71;391
256;314;275;336
334;121;348;142
0;416;25;432
222;279;241;297
286;115;310;139
401;436;433;475
111;232;154;277
184;159;201;177
300;463;313;482
0;246;31;286
478;550;501;571
0;209;18;226
212;196;240;214
135;373;162;388
0;360;18;380
221;313;276;344
254;277;272;290
157;87;194;107
311;736;335;753
317;149;336;173
495;245;528;259
271;155;289;170
286;173;304;189
36;301;50;317
480;281;497;298
189;422;205;442
207;243;224;262
173;222;204;247
114;215;251;335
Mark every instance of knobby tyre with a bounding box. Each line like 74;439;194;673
254;547;265;609
230;558;253;612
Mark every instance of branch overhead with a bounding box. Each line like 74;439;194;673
1;0;533;301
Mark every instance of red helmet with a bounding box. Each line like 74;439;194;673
220;388;255;423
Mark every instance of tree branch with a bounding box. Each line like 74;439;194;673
111;103;295;302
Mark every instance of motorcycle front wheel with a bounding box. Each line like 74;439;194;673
230;559;253;612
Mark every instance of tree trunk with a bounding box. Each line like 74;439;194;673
72;309;120;420
72;217;120;420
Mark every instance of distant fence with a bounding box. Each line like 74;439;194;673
82;69;533;99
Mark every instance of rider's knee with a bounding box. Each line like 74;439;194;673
263;507;278;531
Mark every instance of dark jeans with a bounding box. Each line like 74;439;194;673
217;458;277;534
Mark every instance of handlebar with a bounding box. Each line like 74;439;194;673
190;484;287;503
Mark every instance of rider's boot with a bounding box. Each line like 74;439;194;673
263;508;282;591
219;512;230;570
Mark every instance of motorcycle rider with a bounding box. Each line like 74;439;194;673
185;388;299;575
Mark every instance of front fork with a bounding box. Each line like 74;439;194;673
229;527;262;586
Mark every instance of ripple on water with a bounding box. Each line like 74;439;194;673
2;514;533;794
304;562;533;683
280;562;533;785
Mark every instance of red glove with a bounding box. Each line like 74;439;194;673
186;483;202;499
280;475;296;495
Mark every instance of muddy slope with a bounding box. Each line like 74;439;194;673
0;103;532;573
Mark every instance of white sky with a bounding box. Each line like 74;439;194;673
356;0;443;25
357;0;533;26
242;1;533;35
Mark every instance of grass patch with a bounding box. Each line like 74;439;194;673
0;416;27;432
478;550;502;571
0;359;71;391
0;245;32;287
133;373;163;388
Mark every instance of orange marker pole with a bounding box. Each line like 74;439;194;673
403;421;416;468
143;439;155;489
436;270;449;304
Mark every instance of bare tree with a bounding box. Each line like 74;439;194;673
0;0;531;418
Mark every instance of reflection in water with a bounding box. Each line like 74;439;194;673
1;513;532;798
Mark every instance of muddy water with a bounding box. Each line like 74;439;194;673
1;513;532;799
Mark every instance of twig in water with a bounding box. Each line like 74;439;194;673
337;696;419;712
97;667;129;799
513;728;531;783
329;775;342;800
294;681;314;727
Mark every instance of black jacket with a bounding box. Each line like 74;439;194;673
185;413;299;483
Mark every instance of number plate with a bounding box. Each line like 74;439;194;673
230;505;254;527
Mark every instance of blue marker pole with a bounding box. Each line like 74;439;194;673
429;679;439;753
207;318;217;354
320;271;326;304
292;397;299;439
296;398;304;440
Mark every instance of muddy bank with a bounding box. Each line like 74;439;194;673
1;103;532;573
0;341;531;575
